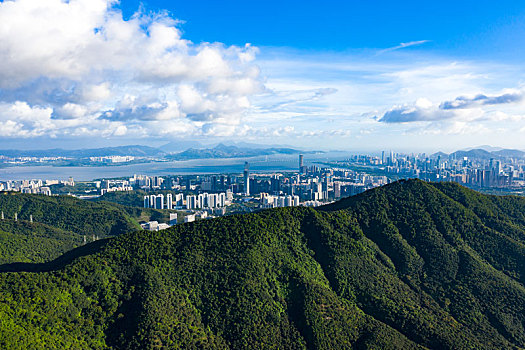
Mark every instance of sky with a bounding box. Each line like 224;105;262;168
1;0;525;152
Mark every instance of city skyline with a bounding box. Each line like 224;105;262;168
1;1;525;151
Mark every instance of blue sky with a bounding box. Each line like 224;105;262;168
118;0;525;59
1;0;525;152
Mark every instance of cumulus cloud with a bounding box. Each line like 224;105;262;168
0;101;54;137
378;90;525;124
0;0;263;138
379;98;453;123
440;91;523;109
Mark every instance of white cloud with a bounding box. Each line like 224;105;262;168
82;83;112;102
1;2;525;150
0;120;24;137
54;103;89;119
439;90;523;109
379;102;453;123
252;49;525;148
112;124;128;136
0;0;262;138
376;40;430;54
378;89;525;124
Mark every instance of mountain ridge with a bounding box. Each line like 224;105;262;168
430;147;525;159
0;145;165;158
166;143;307;160
0;192;141;265
1;180;525;349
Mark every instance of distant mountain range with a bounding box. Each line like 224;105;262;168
0;143;309;161
461;145;504;152
0;145;165;158
158;140;204;153
165;143;306;160
431;147;525;160
4;143;523;163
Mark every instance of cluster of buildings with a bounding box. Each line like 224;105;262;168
141;213;179;231
0;154;142;166
4;149;525;233
343;151;525;189
143;192;232;210
129;175;165;190
141;210;218;232
0;155;69;165
0;177;76;196
89;156;135;163
260;194;300;208
99;179;133;195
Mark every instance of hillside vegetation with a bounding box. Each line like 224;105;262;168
0;192;140;263
0;180;524;349
0;221;80;264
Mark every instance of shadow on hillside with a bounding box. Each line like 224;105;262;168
0;239;110;273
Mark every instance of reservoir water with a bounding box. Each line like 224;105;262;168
0;152;351;181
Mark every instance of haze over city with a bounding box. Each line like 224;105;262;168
1;0;525;152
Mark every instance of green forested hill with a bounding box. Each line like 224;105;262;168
0;192;139;236
0;221;81;264
0;192;140;264
0;180;524;349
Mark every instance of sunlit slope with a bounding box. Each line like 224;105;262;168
0;180;524;349
0;192;140;263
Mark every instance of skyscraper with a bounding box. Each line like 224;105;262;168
186;195;197;209
299;154;304;173
166;193;173;210
334;182;341;198
244;162;250;195
155;194;164;209
218;192;226;207
149;195;156;208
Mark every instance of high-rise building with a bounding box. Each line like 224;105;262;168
334;182;341;198
186;195;197;210
271;176;281;194
218;192;226;207
244;162;250;195
155;194;164;209
144;195;150;208
149;195;156;208
175;193;184;206
299;154;304;173
153;176;163;188
208;193;218;208
166;193;173;210
198;193;206;208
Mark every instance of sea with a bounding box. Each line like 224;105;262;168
0;152;353;181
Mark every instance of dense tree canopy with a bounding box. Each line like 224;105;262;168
0;180;524;349
0;192;140;264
